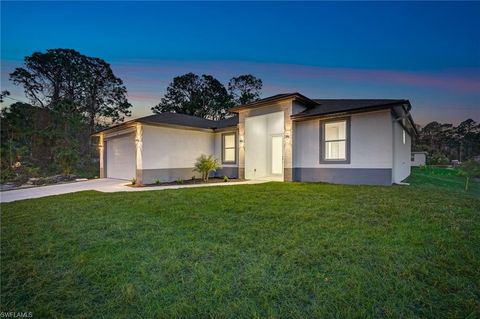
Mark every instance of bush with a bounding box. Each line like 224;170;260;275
427;153;450;165
131;177;137;185
223;176;229;182
193;154;220;182
155;179;161;185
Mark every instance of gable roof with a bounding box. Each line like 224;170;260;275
229;92;319;112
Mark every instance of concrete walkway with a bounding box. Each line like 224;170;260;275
0;178;267;203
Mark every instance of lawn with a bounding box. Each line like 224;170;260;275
1;168;479;318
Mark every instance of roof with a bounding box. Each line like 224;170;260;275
291;99;408;119
93;112;238;135
229;92;319;112
138;113;218;129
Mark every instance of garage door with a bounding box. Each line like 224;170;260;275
106;134;136;180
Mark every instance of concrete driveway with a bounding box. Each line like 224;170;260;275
0;178;266;203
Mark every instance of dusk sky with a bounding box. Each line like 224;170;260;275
1;1;479;126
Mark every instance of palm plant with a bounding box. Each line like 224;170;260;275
193;154;220;182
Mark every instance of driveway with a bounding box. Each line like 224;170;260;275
0;178;266;203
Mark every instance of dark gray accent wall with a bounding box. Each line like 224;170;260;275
215;167;239;179
140;167;238;184
293;168;392;186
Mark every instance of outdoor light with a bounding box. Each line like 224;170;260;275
239;135;245;147
284;131;291;143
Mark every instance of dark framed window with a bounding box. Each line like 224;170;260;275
222;132;236;164
320;117;351;164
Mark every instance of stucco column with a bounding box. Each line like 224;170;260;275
238;113;246;179
283;106;293;181
99;134;106;178
135;123;143;185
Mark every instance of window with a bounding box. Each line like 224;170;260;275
222;133;236;163
320;118;350;164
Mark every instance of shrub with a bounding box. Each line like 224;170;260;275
459;160;480;191
155;179;161;185
176;178;184;184
223;176;229;182
131;177;137;185
428;153;449;165
193;154;220;182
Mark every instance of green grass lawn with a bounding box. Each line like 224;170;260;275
1;168;479;318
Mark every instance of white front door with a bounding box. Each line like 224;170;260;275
271;135;283;175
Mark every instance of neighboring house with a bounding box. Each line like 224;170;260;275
93;93;417;185
411;151;428;166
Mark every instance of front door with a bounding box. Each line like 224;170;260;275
271;135;283;175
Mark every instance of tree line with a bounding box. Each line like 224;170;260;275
413;119;480;164
0;48;262;183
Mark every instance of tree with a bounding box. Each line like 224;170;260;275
9;48;132;133
413;119;480;163
0;90;10;103
151;73;234;120
193;154;220;182
228;74;263;105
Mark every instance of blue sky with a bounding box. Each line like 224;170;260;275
1;1;479;125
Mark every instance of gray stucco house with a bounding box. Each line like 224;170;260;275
93;93;417;185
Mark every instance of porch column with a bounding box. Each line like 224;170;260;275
283;106;293;181
99;134;106;178
135;123;144;185
238;113;246;179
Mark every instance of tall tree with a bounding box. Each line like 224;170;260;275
151;73;234;120
228;74;263;105
0;90;10;103
9;48;132;133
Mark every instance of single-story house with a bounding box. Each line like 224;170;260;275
411;151;428;166
92;92;417;185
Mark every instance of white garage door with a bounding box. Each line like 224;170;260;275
106;134;136;180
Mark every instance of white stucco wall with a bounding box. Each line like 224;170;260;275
141;125;214;169
392;119;412;183
293;110;393;169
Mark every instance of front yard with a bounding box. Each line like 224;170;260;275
1;168;479;318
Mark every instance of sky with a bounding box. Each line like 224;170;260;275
1;1;479;126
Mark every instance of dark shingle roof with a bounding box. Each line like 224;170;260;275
291;99;408;119
137;113;218;129
93;112;239;135
229;92;319;112
216;116;239;129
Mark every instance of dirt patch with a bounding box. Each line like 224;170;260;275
129;177;246;188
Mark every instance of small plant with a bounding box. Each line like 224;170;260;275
458;160;480;192
176;178;184;184
131;177;137;185
155;179;161;185
193;154;221;183
223;175;229;182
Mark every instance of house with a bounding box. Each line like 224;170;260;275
411;151;428;166
92;93;417;185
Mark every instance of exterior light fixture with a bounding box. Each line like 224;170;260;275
284;131;291;143
239;135;245;148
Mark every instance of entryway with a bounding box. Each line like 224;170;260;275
244;112;284;181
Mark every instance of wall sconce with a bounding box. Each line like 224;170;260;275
284;131;291;143
239;135;245;148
